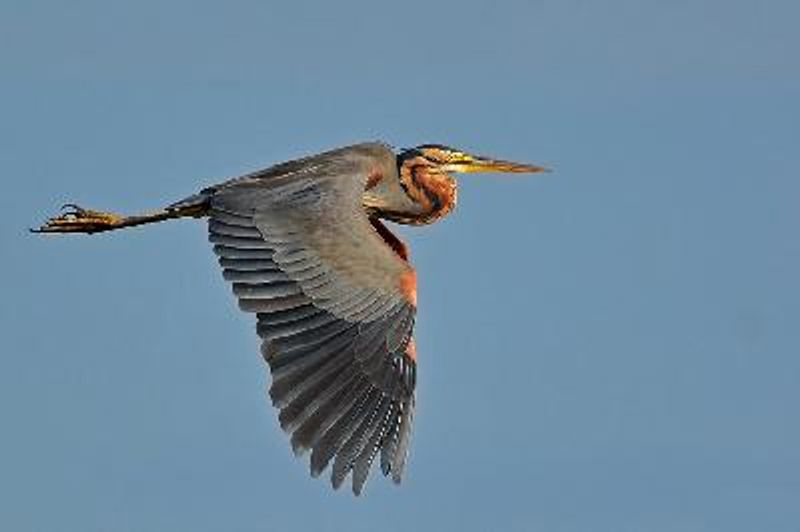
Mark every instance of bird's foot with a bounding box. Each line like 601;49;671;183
31;204;125;234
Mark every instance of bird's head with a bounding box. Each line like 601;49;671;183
399;144;550;176
379;144;550;226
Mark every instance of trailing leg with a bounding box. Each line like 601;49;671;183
32;199;209;234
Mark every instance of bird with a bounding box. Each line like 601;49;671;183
33;142;548;495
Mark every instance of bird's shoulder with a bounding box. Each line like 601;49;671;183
218;142;396;189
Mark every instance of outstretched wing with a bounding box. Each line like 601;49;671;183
206;143;417;494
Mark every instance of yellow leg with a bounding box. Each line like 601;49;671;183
31;202;207;234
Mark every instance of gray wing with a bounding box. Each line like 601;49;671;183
206;143;417;495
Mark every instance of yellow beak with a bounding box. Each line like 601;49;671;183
444;155;551;175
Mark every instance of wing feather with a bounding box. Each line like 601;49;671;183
352;400;396;494
213;245;273;260
242;294;311;314
310;383;375;478
219;258;280;272
209;233;270;250
332;394;392;491
289;372;366;452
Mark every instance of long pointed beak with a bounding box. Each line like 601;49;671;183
446;156;551;175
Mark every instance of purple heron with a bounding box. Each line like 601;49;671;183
33;142;548;495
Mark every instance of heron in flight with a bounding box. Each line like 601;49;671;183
34;142;548;494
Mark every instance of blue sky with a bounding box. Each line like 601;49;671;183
1;1;798;531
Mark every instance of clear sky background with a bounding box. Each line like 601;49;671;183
1;1;798;531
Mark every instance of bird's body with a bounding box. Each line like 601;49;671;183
34;142;547;495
